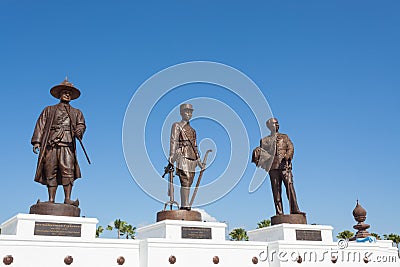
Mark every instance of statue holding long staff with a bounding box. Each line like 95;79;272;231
31;78;89;207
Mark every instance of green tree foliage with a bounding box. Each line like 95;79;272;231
106;219;127;239
96;225;104;238
121;224;136;239
336;230;354;240
106;219;136;239
256;219;271;229
229;228;249;241
383;233;400;248
370;232;381;240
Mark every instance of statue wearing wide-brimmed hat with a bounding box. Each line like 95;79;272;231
30;78;87;215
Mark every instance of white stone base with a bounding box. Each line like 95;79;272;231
136;219;227;241
0;214;399;267
0;213;98;240
0;214;140;267
140;238;268;267
248;223;334;243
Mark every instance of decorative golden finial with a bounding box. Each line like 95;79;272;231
60;76;74;87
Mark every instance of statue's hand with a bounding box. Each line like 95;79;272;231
74;129;82;139
197;159;205;170
33;144;40;154
167;162;175;171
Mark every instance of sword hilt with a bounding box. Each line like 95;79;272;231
201;149;213;169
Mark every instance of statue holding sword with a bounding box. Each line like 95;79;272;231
165;103;211;211
252;118;306;224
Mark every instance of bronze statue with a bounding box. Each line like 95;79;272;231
253;118;304;216
31;78;87;206
168;103;204;210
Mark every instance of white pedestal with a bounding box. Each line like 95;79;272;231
0;213;98;240
0;214;399;267
248;223;334;243
136;219;227;241
0;214;140;267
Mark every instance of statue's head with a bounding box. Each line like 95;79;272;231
59;89;73;103
266;117;279;133
50;78;81;101
180;103;193;122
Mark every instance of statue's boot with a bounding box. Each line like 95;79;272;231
287;183;305;215
64;198;80;207
179;187;191;211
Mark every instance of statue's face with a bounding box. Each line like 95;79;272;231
267;118;279;132
60;89;72;102
181;109;193;122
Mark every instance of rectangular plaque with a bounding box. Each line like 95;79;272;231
34;221;82;237
296;230;322;241
181;227;212;239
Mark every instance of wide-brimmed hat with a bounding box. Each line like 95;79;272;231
50;78;81;100
180;103;194;112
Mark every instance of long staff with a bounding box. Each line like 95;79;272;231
64;106;91;164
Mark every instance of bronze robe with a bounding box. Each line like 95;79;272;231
31;103;86;185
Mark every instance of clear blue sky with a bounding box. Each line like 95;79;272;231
0;0;399;238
